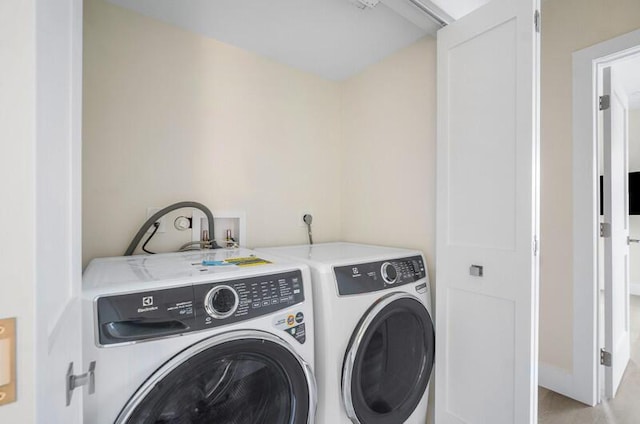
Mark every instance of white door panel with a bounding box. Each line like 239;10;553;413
447;17;518;251
36;0;83;422
436;0;540;422
602;66;630;399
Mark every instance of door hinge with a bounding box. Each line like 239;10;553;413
66;361;96;407
600;222;611;238
533;236;539;256
600;348;612;367
599;95;610;111
534;10;541;33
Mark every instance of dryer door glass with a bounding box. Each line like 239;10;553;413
343;295;435;424
117;336;312;424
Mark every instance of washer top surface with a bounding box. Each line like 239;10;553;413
83;248;303;293
259;242;422;270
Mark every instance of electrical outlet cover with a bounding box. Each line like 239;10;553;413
146;207;166;233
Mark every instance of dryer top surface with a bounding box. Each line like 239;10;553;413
259;242;423;270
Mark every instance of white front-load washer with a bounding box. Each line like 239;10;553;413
258;242;435;424
82;248;316;424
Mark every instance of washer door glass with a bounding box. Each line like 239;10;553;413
119;337;311;424
343;295;435;424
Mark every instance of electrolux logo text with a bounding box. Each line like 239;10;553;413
138;295;158;313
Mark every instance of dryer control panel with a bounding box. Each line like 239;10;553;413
96;270;304;346
334;255;426;296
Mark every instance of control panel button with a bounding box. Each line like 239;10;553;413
381;262;398;284
205;285;239;319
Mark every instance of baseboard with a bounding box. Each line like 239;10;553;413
538;362;595;406
631;282;640;296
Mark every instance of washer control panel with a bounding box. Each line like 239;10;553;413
334;255;426;296
192;270;304;329
96;270;304;346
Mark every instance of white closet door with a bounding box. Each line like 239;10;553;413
435;0;540;422
602;66;631;399
36;0;84;422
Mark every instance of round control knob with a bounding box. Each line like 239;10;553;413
381;262;398;284
205;285;239;319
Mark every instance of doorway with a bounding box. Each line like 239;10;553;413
595;52;640;402
539;30;640;422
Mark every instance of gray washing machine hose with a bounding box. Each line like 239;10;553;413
124;201;220;255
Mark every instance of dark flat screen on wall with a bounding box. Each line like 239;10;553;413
600;172;640;215
630;172;640;215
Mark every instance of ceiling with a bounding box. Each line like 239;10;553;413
106;0;489;81
614;54;640;110
429;0;489;20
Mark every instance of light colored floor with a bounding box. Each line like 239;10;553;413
538;295;640;424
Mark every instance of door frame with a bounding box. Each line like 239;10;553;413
561;28;640;406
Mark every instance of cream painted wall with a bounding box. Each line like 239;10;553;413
540;0;640;370
340;37;437;284
339;35;436;424
83;0;343;264
0;1;36;422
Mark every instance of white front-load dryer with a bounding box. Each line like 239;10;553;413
258;242;435;424
82;248;316;424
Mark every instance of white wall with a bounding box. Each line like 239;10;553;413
83;0;343;264
340;37;437;284
628;109;640;171
0;1;37;422
539;0;640;372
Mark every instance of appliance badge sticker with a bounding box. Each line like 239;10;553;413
272;311;306;344
138;295;158;313
135;293;193;317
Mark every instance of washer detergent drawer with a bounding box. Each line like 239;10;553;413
96;285;196;346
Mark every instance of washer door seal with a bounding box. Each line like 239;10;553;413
342;293;435;424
